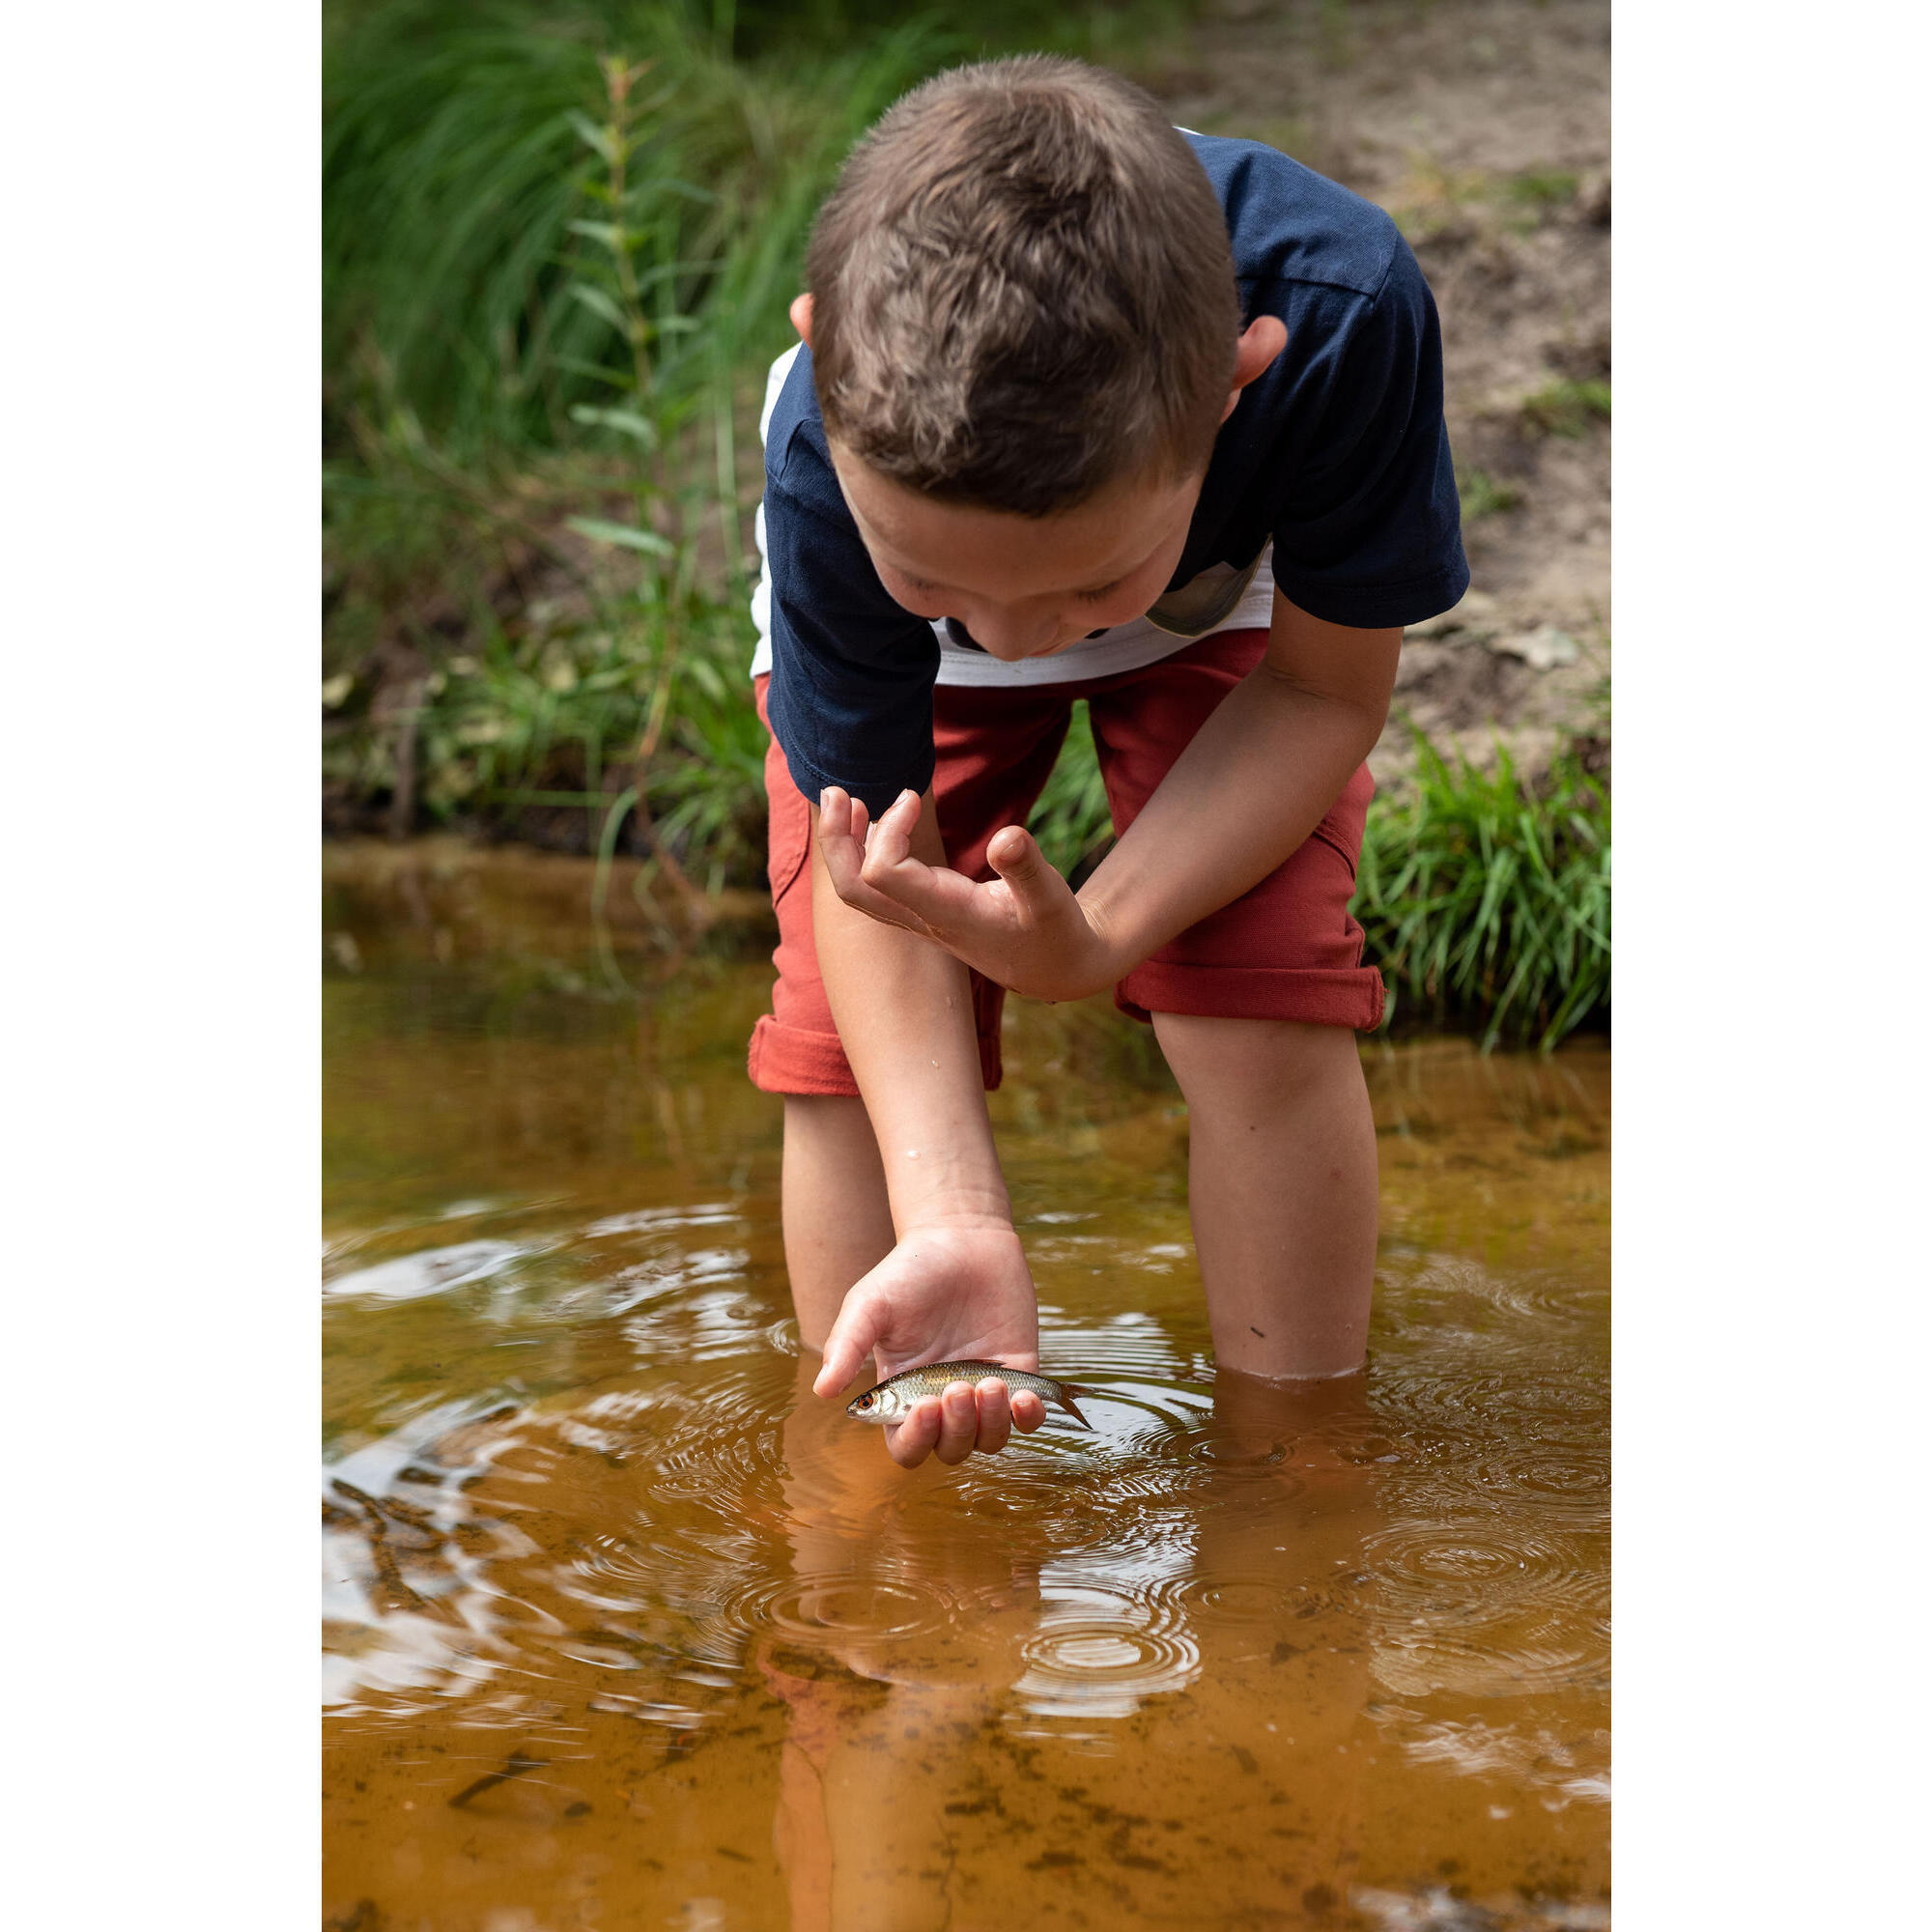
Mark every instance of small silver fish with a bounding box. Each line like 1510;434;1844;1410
846;1361;1094;1429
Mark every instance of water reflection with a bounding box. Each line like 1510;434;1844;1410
733;1362;1399;1931
322;846;1608;1929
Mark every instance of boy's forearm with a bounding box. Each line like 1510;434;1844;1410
810;795;1011;1233
1076;656;1390;980
805;605;1398;1012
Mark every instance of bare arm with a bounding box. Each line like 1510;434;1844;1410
1076;590;1400;975
817;590;1401;999
810;789;1007;1233
805;790;1046;1465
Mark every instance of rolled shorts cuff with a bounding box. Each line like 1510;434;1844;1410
747;1011;1007;1098
1115;960;1386;1033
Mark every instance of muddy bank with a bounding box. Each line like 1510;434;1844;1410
1159;0;1609;786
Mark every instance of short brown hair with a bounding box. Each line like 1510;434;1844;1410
805;57;1239;517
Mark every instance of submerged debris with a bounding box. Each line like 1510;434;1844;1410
447;1750;548;1809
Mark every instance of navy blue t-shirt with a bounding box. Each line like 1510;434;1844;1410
763;133;1468;815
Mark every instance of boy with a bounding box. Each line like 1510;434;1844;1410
747;57;1467;1468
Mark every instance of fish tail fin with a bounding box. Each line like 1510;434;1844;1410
1056;1383;1096;1430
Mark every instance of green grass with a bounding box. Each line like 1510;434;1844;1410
1457;466;1524;523
1027;702;1114;879
323;573;771;885
1519;378;1612;439
324;1;939;452
1504;165;1579;209
325;0;1196;456
323;1;939;870
1353;730;1610;1049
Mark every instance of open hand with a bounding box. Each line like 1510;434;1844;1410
817;786;1119;1004
812;1220;1046;1468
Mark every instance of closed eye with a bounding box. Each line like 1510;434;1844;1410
901;572;1123;603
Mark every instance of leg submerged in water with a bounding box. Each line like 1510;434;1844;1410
1152;1012;1378;1380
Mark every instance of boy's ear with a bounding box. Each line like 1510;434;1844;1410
1221;315;1289;422
789;293;814;347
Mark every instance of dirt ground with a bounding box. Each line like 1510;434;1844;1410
1156;0;1610;785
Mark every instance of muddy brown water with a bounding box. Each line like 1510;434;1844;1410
324;843;1608;1931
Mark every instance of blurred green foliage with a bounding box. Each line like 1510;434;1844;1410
1520;378;1612;439
1457;466;1524;524
324;2;945;451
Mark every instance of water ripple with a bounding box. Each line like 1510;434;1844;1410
1013;1583;1202;1718
739;1575;953;1645
1365;1517;1609;1698
325;1182;1608;1735
326;1238;526;1301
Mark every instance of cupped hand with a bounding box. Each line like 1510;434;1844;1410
813;1219;1047;1469
816;786;1119;1004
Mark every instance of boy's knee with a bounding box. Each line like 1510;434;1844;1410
1152;1011;1362;1110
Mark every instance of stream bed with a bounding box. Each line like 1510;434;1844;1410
323;841;1608;1931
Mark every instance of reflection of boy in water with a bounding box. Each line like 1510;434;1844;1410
748;59;1465;1463
766;1359;1390;1930
765;1357;1047;1929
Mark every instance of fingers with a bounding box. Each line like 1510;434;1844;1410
820;788;1024;963
856;790;938;903
813;786;867;901
885;1402;943;1468
812;1291;881;1400
984;825;1070;930
861;787;920;866
882;1381;1027;1467
974;1378;1013;1455
1009;1388;1046;1434
932;1380;981;1464
816;787;933;935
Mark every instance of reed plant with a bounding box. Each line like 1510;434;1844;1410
324;0;938;451
324;0;1189;455
1353;731;1611;1049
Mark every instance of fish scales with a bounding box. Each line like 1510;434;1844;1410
847;1361;1094;1429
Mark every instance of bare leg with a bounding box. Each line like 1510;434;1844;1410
781;1094;896;1355
1152;1013;1378;1379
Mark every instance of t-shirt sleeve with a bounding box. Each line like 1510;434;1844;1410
1268;236;1469;629
761;444;941;819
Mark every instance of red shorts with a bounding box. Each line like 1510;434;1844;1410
747;627;1383;1096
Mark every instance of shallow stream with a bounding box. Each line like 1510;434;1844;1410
324;841;1608;1931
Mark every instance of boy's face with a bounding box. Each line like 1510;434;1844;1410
795;295;1286;659
830;444;1202;662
